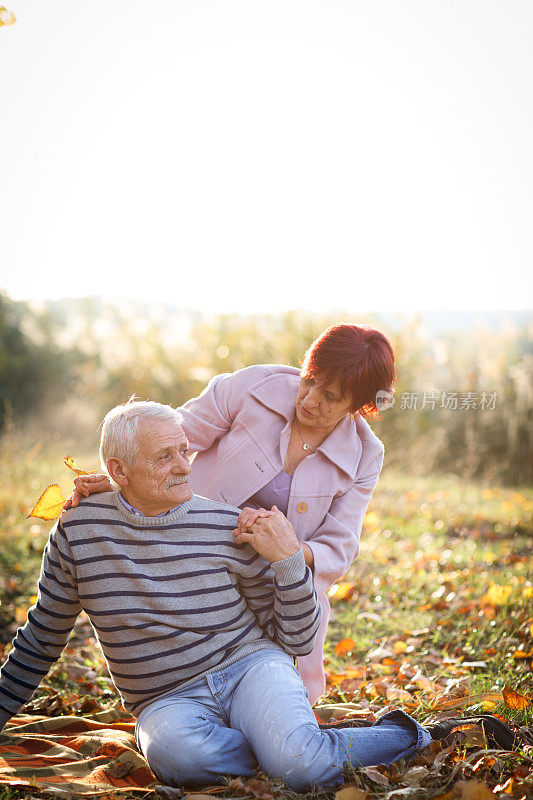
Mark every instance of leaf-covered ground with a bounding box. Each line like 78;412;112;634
0;432;532;799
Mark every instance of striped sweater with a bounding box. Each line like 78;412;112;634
0;493;321;728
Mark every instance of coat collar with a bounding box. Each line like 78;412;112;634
249;372;362;479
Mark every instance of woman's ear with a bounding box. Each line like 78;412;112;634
106;457;129;487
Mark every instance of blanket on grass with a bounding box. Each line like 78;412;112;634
0;703;372;795
0;706;158;795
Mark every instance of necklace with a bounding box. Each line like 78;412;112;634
294;416;317;452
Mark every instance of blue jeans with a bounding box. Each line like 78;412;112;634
135;649;431;791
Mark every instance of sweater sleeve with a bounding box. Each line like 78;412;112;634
237;549;321;657
0;521;81;731
178;366;273;454
305;452;383;591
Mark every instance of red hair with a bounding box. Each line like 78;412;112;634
300;324;395;417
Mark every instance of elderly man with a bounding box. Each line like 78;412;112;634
0;401;433;790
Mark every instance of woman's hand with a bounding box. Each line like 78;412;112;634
63;473;113;510
234;506;273;534
233;505;301;563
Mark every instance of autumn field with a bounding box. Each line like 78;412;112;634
0;428;532;800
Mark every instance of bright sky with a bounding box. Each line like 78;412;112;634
0;1;531;312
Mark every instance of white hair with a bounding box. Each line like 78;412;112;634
99;400;183;469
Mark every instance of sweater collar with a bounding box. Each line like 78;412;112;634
113;491;196;525
249;373;362;479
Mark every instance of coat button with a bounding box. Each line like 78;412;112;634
296;502;308;514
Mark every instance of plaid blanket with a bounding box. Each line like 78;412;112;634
0;705;158;795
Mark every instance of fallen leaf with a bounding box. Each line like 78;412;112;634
513;647;533;659
27;484;66;520
367;646;395;662
63;455;96;476
503;683;531;710
362;767;389;786
452;779;494;799
155;788;183;800
334;785;368;800
433;692;502;711
105;760;134;778
480;583;513;605
245;778;277;798
227;779;248;795
0;7;16;26
404;766;430;785
186;795;217;800
335;638;356;656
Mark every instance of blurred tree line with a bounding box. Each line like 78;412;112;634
0;290;531;484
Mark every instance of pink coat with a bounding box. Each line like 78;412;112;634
179;365;384;705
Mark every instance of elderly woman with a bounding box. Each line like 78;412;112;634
69;323;394;706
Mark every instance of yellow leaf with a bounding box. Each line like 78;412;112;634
328;582;356;602
334;638;355;656
363;511;379;530
513;647;533;659
523;586;533;600
63;455;96;476
394;640;408;653
15;607;27;625
0;7;16;26
502;683;531;710
480;583;512;606
479;700;498;712
27;484;66;521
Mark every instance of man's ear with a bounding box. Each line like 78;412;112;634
106;457;130;487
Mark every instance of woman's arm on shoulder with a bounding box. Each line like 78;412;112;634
178;365;278;454
304;451;384;589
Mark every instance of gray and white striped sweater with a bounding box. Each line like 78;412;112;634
0;493;321;728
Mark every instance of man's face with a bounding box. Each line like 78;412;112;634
122;418;192;515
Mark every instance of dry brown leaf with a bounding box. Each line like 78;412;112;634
385;686;415;703
334;785;368;800
246;778;277;799
186;795;218;800
362;767;389;786
404;766;430;785
452;779;494;799
503;683;531;710
27;484;66;521
334;637;356;656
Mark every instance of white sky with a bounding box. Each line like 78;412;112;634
0;1;531;313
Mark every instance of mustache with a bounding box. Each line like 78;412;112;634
166;476;189;488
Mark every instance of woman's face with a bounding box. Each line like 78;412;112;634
295;375;353;432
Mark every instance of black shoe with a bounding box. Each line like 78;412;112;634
425;714;518;750
318;718;374;730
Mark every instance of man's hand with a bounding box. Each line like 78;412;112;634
233;506;301;563
63;474;113;510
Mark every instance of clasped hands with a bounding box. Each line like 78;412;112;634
65;478;302;566
233;506;302;564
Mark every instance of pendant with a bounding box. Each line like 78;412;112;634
303;443;311;451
